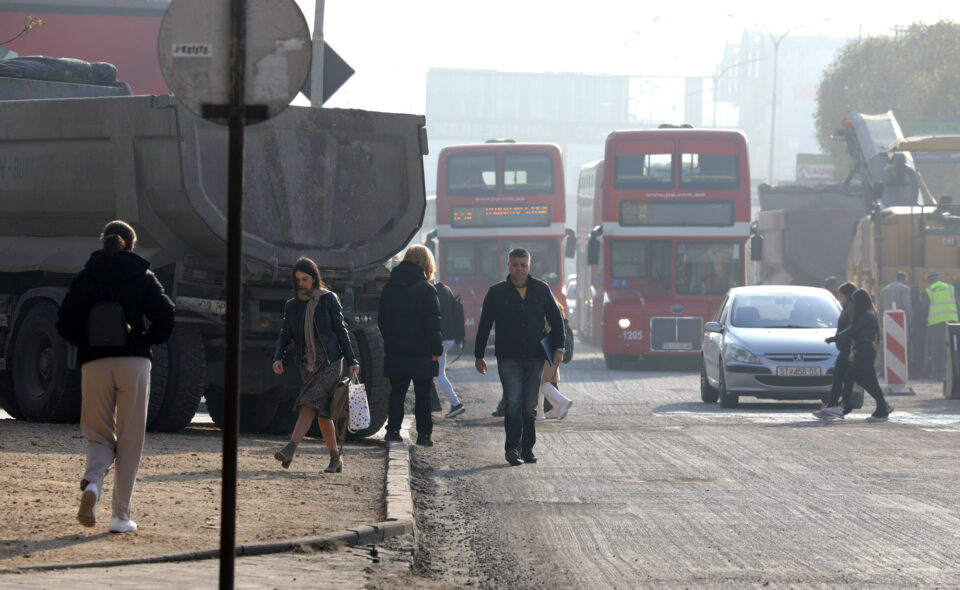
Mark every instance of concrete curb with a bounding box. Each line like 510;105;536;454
0;424;418;575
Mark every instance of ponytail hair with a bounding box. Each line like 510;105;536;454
100;220;136;256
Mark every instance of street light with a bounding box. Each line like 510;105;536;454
711;57;763;127
729;16;829;183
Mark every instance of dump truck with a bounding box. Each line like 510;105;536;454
0;57;429;436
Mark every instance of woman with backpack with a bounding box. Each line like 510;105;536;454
56;220;175;533
822;288;895;422
271;257;359;474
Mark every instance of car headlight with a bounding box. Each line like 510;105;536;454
618;318;630;329
724;341;763;365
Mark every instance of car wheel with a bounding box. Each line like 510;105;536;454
700;356;719;403
718;362;739;408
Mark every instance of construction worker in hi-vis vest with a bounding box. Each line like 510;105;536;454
922;271;958;379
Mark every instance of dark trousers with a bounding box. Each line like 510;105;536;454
386;376;433;437
496;358;542;453
927;322;947;380
850;346;887;410
826;353;856;408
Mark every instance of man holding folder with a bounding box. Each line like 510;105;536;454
475;248;565;466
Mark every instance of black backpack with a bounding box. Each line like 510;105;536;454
88;284;128;348
437;282;466;346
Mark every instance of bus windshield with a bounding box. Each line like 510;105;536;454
609;240;672;288
442;239;561;286
676;241;743;295
445;153;497;196
503;152;555;194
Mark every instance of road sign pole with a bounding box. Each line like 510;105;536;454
220;0;246;586
310;0;324;107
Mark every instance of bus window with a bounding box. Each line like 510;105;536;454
446;153;497;196
610;241;646;279
614;153;672;189
676;241;743;295
503;152;554;195
503;239;560;285
679;153;739;190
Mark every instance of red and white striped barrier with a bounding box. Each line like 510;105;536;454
883;308;914;395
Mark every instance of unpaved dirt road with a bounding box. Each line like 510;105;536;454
0;418;385;570
404;342;960;588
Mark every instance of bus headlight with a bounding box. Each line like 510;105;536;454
618;318;631;329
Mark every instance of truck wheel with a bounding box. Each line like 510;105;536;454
0;373;24;419
348;327;389;439
239;393;281;433
263;388;298;435
147;324;205;432
205;383;225;429
700;356;719;403
11;302;81;422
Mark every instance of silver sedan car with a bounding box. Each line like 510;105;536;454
700;286;841;408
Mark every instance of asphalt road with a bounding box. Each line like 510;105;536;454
404;341;960;589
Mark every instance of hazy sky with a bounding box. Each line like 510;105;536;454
293;0;956;114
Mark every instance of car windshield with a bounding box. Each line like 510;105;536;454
730;293;839;329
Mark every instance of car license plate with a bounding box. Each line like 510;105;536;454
776;366;821;377
661;342;692;350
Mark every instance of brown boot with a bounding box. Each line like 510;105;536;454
274;441;297;469
323;449;342;473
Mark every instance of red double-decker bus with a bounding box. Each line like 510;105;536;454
576;128;750;368
430;142;574;347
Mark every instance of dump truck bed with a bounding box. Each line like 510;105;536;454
0;94;427;278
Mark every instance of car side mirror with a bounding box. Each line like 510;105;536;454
564;228;577;258
587;225;602;266
704;321;723;333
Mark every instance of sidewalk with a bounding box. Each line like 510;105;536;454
0;420;417;589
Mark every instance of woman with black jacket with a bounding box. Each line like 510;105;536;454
822;289;894;422
379;245;443;446
814;281;858;420
56;220;175;533
272;257;359;473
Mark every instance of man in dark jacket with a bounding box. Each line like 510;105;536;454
379;245;443;446
475;248;564;466
56;220;174;533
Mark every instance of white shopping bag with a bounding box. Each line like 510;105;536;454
347;376;371;433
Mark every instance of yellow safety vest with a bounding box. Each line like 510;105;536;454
926;281;959;326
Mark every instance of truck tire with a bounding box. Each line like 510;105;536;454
11;302;81;422
239;393;281;433
348;327;389;439
202;383;281;434
146;342;168;428
147;324;205;432
0;373;24;419
205;383;225;429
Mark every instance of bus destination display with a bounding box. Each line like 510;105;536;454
451;205;551;228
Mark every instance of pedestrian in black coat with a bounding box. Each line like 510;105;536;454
379;245;443;446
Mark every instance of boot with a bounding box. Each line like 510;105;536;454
324;449;343;473
274;441;297;469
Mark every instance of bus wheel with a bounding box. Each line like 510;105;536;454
11;302;81;422
147;324;205;432
700;356;719;403
604;353;625;370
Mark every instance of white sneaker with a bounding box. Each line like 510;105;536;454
109;516;138;533
556;400;573;421
77;483;98;527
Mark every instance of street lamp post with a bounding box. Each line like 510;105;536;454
711;57;762;127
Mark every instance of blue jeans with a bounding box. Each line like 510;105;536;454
496;358;542;453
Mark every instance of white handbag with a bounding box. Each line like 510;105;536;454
347;376;371;433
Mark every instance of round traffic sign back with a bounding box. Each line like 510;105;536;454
158;0;311;121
